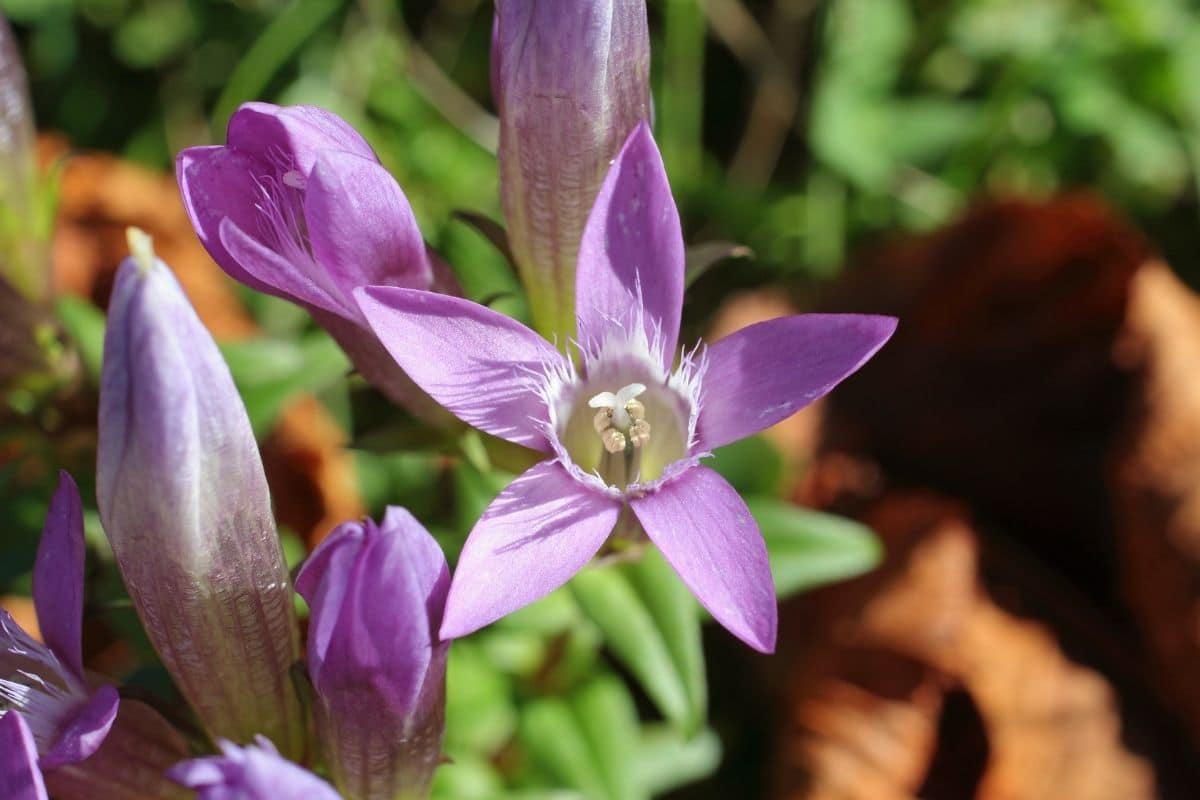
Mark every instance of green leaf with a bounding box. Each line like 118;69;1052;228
220;333;350;436
519;676;646;800
709;436;783;496
634;725;723;796
571;549;706;734
55;295;106;381
747;498;883;598
444;641;518;756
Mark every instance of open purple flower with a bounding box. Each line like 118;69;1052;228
355;124;896;653
1;472;119;769
295;508;449;800
176;102;449;417
168;737;340;800
0;712;47;800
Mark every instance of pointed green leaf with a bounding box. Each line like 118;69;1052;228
571;548;706;733
747;497;883;598
519;676;646;800
634;725;723;796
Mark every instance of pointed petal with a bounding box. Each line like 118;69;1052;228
0;712;47;800
226;102;375;172
43;698;190;800
305;152;431;302
631;467;776;652
40;686;120;770
576;123;684;363
355;287;566;450
217;217;348;316
697;314;898;451
32;471;85;678
440;460;620;639
176;146;275;289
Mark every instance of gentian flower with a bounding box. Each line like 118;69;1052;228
176;102;449;419
494;0;651;343
356;125;896;652
0;712;47;800
1;472;119;769
295;508;450;800
168;736;340;800
97;229;306;759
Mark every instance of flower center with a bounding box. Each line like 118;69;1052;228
588;382;652;454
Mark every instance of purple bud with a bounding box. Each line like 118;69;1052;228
494;0;651;343
176;102;450;416
295;508;450;800
97;229;306;759
168;736;340;800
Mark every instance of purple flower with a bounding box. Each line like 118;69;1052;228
494;0;651;343
356;125;896;653
295;508;449;800
168;736;340;800
176;102;449;418
0;712;47;800
1;472;120;769
97;230;305;758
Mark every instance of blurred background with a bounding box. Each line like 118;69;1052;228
4;0;1200;797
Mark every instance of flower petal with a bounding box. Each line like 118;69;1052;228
168;737;341;800
631;467;776;652
304;151;431;305
696;314;898;451
576;123;684;364
32;471;85;678
176;145;275;289
218;217;348;317
226;102;375;172
440;460;621;639
40;686;120;770
0;712;47;800
355;287;566;450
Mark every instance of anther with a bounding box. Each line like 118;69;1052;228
602;428;627;454
624;399;645;421
593;408;614;434
629;419;651;448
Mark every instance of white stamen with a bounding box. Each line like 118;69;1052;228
589;383;646;429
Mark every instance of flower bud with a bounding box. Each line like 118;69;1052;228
295;508;450;800
494;0;651;343
97;229;306;759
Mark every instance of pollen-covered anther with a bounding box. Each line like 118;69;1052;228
628;419;651;448
601;428;627;454
593;407;614;434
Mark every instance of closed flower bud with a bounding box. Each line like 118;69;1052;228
295;508;450;800
97;229;306;760
494;0;651;344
